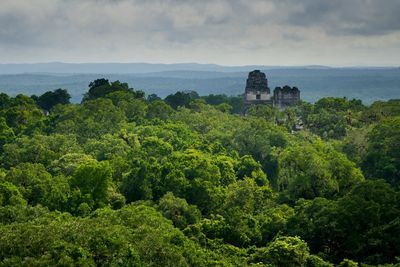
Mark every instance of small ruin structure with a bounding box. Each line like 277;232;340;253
243;70;300;113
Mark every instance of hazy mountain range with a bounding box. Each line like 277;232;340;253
0;62;337;74
0;62;399;104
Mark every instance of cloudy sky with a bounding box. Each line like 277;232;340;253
1;0;400;66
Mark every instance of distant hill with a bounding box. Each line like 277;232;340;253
0;64;399;104
0;62;284;74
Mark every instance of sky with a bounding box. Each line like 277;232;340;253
1;0;400;66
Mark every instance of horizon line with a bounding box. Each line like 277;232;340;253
0;61;398;69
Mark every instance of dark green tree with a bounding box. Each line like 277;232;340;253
362;116;400;187
165;91;199;109
36;88;71;111
70;161;113;209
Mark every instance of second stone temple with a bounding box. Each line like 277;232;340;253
243;70;300;111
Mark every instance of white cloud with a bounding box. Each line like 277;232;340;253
0;0;399;65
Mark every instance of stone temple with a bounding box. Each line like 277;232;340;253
243;70;300;112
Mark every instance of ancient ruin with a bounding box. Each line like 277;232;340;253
243;70;300;113
244;70;272;104
274;86;300;109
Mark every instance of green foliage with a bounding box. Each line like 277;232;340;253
70;161;113;209
314;97;365;113
236;155;268;186
5;163;53;205
83;79;144;102
48;153;96;176
121;157;162;202
0;204;239;266
105;90;147;122
362;117;400;187
0;182;26;207
165;90;199;109
52;98;126;140
133;121;199;150
147;93;161;102
36;88;71;111
300;97;365;139
340;126;372;165
1;94;44;134
247;104;281;123
0;117;15;151
249;236;310;266
361;99;400;122
0;84;399;266
2;134;81;168
201;94;243;114
306;255;334;267
276;135;364;200
147;99;175;120
257;204;295;245
158;192;201;229
218;178;274;246
339;259;359;267
287;180;400;264
83;134;133;161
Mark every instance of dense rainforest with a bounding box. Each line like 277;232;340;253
0;79;399;266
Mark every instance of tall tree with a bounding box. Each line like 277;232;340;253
36;88;71;111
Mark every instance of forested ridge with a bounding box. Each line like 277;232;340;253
0;79;399;266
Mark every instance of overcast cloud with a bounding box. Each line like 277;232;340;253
0;0;399;66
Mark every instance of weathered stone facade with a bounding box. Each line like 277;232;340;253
245;70;270;98
242;70;300;113
273;86;300;109
243;70;272;113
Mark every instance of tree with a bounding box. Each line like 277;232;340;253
236;155;268;186
104;90;147;122
217;178;273;246
201;94;243;114
166;149;225;214
70;161;113;209
0;204;234;266
340;126;371;165
48;153;96;177
300;97;365;140
276;136;364;200
250;236;310;266
0;87;399;265
36;89;71;111
89;78;110;90
287;180;400;265
232;117;287;183
5;163;53;205
146;100;175;120
165;91;199;109
247;104;281;124
257;204;294;245
306;255;334;267
362;116;400;187
315;97;364;113
338;259;359;267
158;192;201;229
2;95;44;133
147;93;161;102
361;99;400;122
52;98;126;141
141;136;173;159
2;134;82;168
0;93;12;109
0;117;15;151
83;79;143;102
83;134;133;161
121;158;162;202
0;182;26;206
